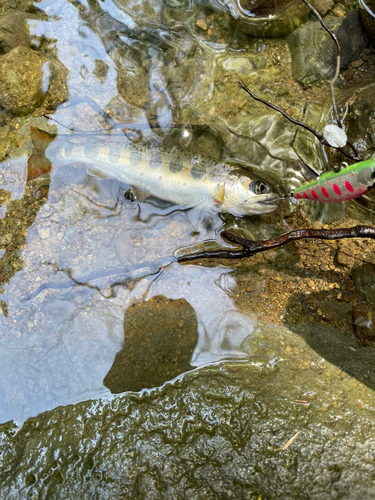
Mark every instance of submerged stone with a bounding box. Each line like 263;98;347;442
0;46;47;115
287;10;364;84
0;11;37;55
209;0;310;37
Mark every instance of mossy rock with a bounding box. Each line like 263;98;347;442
0;46;47;115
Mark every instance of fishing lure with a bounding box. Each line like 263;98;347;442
290;157;375;202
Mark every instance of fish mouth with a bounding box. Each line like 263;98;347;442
257;193;282;206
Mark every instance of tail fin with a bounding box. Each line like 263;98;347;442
27;127;56;181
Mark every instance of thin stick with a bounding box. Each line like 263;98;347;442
177;225;375;263
238;81;362;161
238;81;329;144
300;0;342;127
275;430;301;451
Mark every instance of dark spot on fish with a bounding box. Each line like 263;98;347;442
169;157;183;173
191;165;205;179
150;151;162;169
108;147;121;163
129;149;142;166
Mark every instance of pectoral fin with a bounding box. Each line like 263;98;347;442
212;182;225;205
125;187;152;202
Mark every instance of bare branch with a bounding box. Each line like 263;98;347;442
177;226;375;263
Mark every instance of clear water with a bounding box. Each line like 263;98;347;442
0;0;374;431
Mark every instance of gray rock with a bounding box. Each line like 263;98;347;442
0;11;37;55
347;84;375;156
0;46;47;115
287;10;364;84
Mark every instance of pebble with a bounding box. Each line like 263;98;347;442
351;59;363;69
332;4;346;16
196;19;207;31
38;227;50;240
311;221;323;230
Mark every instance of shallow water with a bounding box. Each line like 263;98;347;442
1;0;375;497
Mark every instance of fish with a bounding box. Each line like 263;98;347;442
291;158;375;203
29;127;280;216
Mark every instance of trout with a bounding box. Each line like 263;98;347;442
29;127;280;216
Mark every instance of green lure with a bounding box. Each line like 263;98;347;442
291;157;375;202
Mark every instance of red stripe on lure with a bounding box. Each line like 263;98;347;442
291;157;375;203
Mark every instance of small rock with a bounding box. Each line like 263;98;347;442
0;233;13;246
312;0;334;16
38;227;50;240
311;221;323;230
222;57;254;74
351;58;363;68
93;59;109;83
332;4;346;17
64;225;78;245
196;19;207;31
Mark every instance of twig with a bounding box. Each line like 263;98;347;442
300;0;341;127
275;430;301;451
238;81;362;161
177;225;375;262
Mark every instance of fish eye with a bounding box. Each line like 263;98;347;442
371;170;375;180
251;180;268;195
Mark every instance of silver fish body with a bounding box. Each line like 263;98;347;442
46;139;280;216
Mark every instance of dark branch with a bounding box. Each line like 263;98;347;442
177;226;375;263
238;81;362;162
300;0;342;127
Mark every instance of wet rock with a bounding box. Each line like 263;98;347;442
313;0;334;16
0;11;36;55
345;84;375;210
3;324;375;498
353;305;375;343
359;0;375;41
352;263;375;304
222;56;254;75
212;0;310;37
287;11;364;84
347;85;375;157
314;299;352;321
104;295;198;393
92;58;108;83
0;46;48;115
